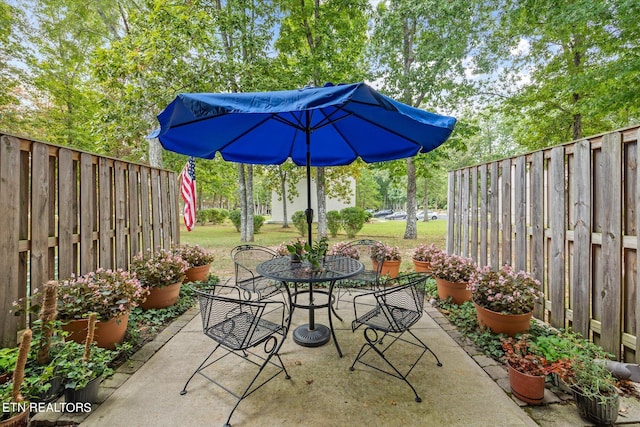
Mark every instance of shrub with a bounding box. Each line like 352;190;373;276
210;208;228;224
229;210;241;231
340;207;367;238
196;209;212;224
228;210;265;233
291;211;307;236
327;210;342;237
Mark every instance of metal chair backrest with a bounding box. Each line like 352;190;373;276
374;274;426;332
230;244;278;286
334;239;385;286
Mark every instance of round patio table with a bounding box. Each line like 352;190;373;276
257;255;363;357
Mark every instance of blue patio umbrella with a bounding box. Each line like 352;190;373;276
155;82;456;244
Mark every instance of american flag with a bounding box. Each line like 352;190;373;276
180;157;196;231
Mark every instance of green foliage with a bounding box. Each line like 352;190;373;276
197;208;229;225
326;210;342;237
340;207;367;238
229;210;241;232
291;211;307;236
54;341;115;390
0;347;18;374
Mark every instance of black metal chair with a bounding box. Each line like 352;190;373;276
231;244;280;299
349;273;442;402
180;284;291;427
332;239;385;308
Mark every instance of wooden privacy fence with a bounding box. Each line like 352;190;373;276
0;134;180;347
446;125;640;361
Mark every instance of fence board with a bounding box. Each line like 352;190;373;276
151;169;161;249
99;157;112;269
531;152;545;319
140;167;152;252
549;146;566;328
30;143;50;293
501;159;512;266
479;164;488;266
115;161;128;269
470;167;478;262
600;132;622;357
461;169;469;257
0;136;21;346
490;162;499;268
515;156;526;271
58;149;74;280
572;140;591;335
160;171;171;248
636;129;640;360
128;164;140;258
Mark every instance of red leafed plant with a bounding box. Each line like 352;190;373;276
501;335;571;377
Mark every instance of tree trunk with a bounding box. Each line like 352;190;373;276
246;164;254;241
422;177;429;222
148;138;163;168
404;157;417;239
238;163;247;241
280;169;289;228
316;167;327;239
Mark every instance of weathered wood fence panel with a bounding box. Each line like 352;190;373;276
447;125;640;361
0;134;179;347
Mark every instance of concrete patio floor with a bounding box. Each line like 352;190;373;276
33;287;640;426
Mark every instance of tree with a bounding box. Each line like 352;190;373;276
263;162;303;228
370;0;479;238
484;0;640;149
275;0;369;239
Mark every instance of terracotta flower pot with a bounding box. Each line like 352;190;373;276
185;264;211;282
0;408;29;427
141;282;182;309
412;259;432;273
507;362;545;405
435;277;471;305
373;259;401;278
61;312;130;350
474;302;532;336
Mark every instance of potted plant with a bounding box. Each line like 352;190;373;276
302;238;329;271
56;269;148;348
280;239;307;263
501;335;570;405
430;252;477;304
0;329;31;427
468;264;543;336
370;242;402;278
55;313;115;406
328;241;360;260
131;248;189;309
411;243;444;273
0;348;18;385
175;244;215;282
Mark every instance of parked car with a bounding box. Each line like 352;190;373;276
416;210;440;220
373;209;393;218
385;211;407;220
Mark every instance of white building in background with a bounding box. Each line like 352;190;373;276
270;178;355;223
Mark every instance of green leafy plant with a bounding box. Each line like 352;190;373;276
174;243;215;268
229;210;265;232
54;269;149;321
130;248;189;288
0;347;18;377
291;210;307;236
276;239;307;257
303;238;329;270
327;210;342;237
430;252;477;283
253;214;265;232
370;241;401;261
469;264;543;315
412;243;444;262
340;207;367;238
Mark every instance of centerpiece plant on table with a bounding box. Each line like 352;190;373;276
56;269;148;349
429;252;477;304
468;264;543;336
411;243;444;273
370;241;402;278
278;239;307;262
130;248;189;310
175;244;215;282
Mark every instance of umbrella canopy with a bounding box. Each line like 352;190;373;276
155;82;456;242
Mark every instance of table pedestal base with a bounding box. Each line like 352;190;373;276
293;324;330;347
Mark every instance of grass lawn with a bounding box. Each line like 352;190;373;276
179;218;448;278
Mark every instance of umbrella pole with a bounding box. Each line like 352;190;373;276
305;111;313;247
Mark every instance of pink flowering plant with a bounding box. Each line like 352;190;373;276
130;248;189;288
276;239;307;256
370;242;401;261
430;252;477;282
412;243;444;262
174;243;215;267
57;268;148;321
328;241;360;260
469;264;543;315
